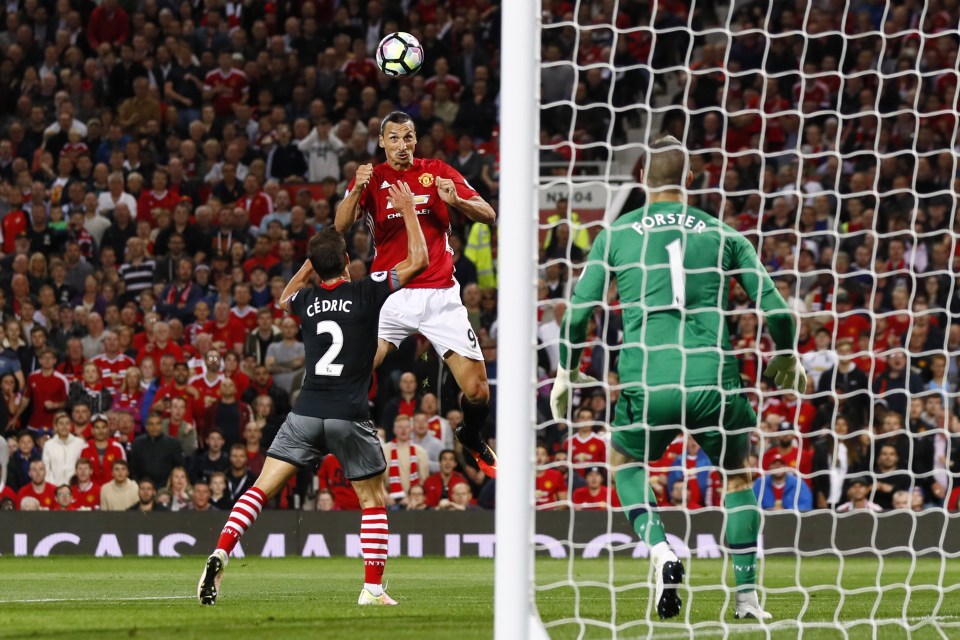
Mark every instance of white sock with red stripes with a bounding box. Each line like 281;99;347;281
216;486;267;554
361;506;388;595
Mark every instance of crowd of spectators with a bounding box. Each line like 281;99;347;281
2;0;960;519
532;0;960;516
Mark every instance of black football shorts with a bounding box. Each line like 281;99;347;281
266;412;387;480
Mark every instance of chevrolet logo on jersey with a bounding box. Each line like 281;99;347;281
385;194;430;211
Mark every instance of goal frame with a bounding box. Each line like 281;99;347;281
494;1;547;639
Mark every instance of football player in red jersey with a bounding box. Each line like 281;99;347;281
335;111;499;476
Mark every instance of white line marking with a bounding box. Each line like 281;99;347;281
0;595;194;604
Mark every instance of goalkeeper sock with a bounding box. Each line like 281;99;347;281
615;465;667;548
217;486;266;554
459;395;490;440
361;507;389;590
725;488;760;592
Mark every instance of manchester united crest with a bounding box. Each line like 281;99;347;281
419;172;434;187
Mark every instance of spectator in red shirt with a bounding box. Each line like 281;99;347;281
152;362;200;422
137;169;180;227
210;301;246;355
423;449;468;507
535;443;567;510
317;454;361;510
237;174;272;228
81;415;127;486
70;457;101;510
17;459;57;509
25;348;70;433
86;0;131;50
563;406;607;474
572;466;610;510
54;484;78;511
204;51;248;118
242;235;281;278
136;321;185;365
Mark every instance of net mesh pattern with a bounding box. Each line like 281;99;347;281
533;0;960;636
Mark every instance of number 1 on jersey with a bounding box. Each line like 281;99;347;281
315;321;344;376
665;238;686;308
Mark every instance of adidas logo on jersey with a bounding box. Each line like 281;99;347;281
380;181;390;189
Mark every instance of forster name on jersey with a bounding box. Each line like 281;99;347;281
631;211;708;236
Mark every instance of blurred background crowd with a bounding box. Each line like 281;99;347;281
1;0;959;517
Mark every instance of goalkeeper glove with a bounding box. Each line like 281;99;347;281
763;354;808;394
550;368;598;421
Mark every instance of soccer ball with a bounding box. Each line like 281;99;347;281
376;32;424;77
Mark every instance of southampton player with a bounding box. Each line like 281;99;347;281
198;182;428;607
335;111;498;476
550;137;808;621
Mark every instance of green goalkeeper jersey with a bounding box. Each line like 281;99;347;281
559;200;795;388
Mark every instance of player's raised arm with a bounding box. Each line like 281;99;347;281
387;181;429;286
277;260;315;313
334;163;373;234
436;176;497;224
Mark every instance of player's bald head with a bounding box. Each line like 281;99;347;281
307;227;347;280
643;135;688;191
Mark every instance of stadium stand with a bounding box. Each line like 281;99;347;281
0;0;958;518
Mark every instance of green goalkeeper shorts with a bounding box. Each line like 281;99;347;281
611;380;755;469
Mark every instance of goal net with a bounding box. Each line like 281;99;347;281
497;0;960;638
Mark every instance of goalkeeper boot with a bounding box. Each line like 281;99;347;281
455;425;498;478
197;549;228;605
734;590;772;621
654;559;685;619
358;588;398;606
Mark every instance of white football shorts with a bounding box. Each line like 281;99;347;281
378;282;484;361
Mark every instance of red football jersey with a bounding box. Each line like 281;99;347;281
1;209;28;254
564;433;607;473
81;441;127;486
91;353;136;394
184;320;214;347
189;374;223;416
210;318;246;353
237;191;272;227
230;305;259;331
347;158;479;289
25;370;70;430
137;341;184;366
535;469;566;508
317;455;360;510
137;190;181;225
571;485;609;510
71;482;101;510
18;482;58;509
422;471;469;508
204;68;248;117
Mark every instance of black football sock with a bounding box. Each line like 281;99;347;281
459;395;491;445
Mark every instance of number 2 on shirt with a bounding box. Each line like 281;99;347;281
315;321;344;376
665;238;686;308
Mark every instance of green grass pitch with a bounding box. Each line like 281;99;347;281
1;556;958;639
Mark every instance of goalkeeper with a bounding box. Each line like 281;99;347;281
551;136;807;622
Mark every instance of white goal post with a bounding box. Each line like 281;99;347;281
494;0;545;638
495;0;960;639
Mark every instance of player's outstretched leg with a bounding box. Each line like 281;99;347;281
353;478;398;605
199;459;297;605
198;486;266;605
447;355;497;477
613;451;684;619
725;470;772;621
